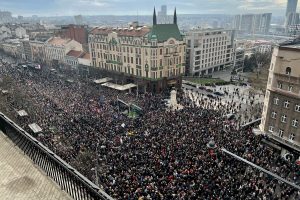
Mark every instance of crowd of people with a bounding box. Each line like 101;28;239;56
0;53;299;199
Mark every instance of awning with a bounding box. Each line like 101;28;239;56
93;77;113;84
17;110;28;117
28;123;42;133
1;90;8;94
101;82;136;91
67;79;74;83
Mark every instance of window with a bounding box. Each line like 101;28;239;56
288;85;293;92
292;119;298;127
283;100;290;108
281;115;287;123
268;126;274;133
273;97;279;105
295;104;300;112
278;129;284;138
277;82;282;89
271;111;277;119
286;67;291;75
289;133;295;141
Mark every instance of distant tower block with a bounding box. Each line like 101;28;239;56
170;89;177;106
74;15;83;25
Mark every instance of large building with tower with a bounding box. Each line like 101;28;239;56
260;39;300;154
88;8;185;93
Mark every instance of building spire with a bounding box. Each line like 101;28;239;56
153;7;157;25
174;7;177;24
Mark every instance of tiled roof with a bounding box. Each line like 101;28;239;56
47;37;71;46
66;50;83;58
90;27;151;37
148;24;183;42
80;52;90;59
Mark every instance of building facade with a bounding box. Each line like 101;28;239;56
260;41;300;153
22;40;32;61
234;13;272;34
88;8;185;92
44;37;82;66
185;29;235;76
30;40;45;63
286;0;298;17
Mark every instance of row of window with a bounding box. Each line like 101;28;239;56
91;43;183;55
270;111;299;127
273;97;300;112
268;126;296;141
93;61;182;78
277;81;294;92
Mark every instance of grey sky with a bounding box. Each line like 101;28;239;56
0;0;294;16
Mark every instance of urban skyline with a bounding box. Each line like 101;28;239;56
0;0;298;17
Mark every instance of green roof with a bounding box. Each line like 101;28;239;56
149;24;183;42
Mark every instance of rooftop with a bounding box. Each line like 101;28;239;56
0;131;72;200
66;50;83;58
80;52;90;59
90;26;151;37
47;37;71;46
148;24;183;42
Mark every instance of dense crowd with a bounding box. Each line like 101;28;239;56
0;54;299;199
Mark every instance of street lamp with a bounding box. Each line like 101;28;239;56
207;137;217;159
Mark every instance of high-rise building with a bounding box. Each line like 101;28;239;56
185;29;235;76
74;15;84;25
233;15;241;31
233;13;271;34
0;11;13;23
158;5;168;23
260;40;300;153
254;13;272;34
285;12;300;29
286;0;298;17
88;8;185;92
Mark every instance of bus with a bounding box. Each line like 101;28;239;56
27;63;41;70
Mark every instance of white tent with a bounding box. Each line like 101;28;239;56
93;77;113;84
1;90;8;95
17;110;28;117
101;82;136;91
28;123;42;134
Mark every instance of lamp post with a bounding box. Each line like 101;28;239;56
207;137;217;160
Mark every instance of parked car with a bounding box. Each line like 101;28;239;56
207;94;216;99
214;91;224;96
206;88;213;93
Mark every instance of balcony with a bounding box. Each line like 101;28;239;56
106;60;122;65
274;73;300;85
267;133;300;153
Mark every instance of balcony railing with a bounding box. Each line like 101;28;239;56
0;112;114;200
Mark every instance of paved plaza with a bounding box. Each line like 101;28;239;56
0;131;72;200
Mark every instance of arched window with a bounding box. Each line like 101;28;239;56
286;67;291;75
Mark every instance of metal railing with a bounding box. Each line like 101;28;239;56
0;112;114;200
240;118;261;129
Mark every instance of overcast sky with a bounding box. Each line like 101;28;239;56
0;0;295;17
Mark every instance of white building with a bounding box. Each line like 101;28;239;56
0;25;12;41
78;52;91;66
185;29;235;76
44;37;82;65
15;27;27;39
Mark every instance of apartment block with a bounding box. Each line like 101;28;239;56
260;40;300;153
185;29;235;76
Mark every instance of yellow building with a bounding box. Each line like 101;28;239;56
88;8;185;92
260;40;300;154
